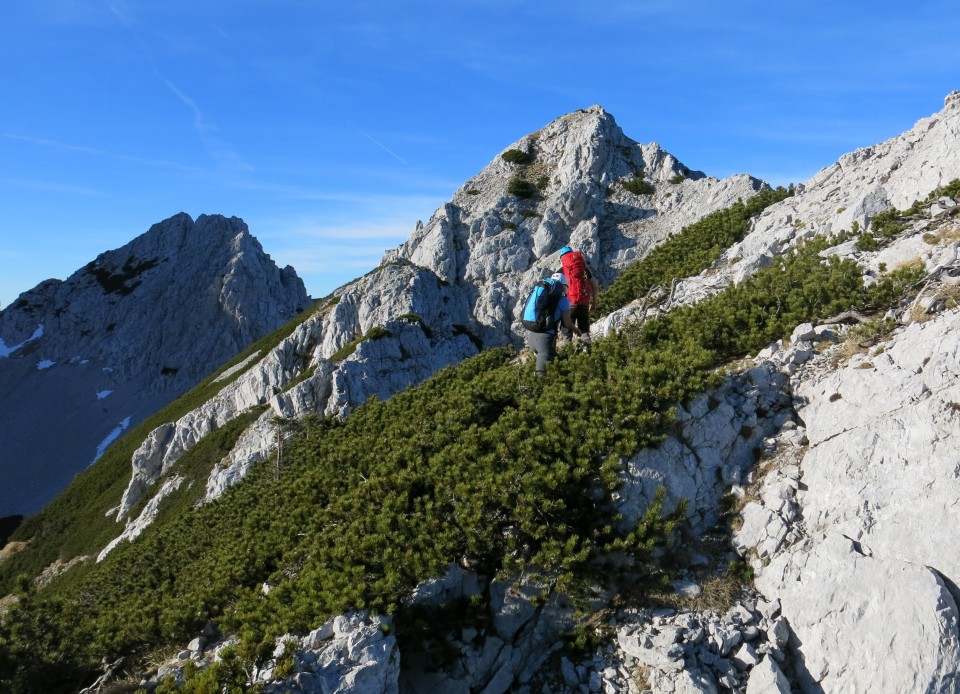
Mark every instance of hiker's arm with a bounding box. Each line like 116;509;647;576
589;277;600;310
561;310;580;334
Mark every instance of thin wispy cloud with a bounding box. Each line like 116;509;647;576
458;44;546;80
0;176;102;196
163;80;206;131
350;124;407;164
233;177;450;211
105;3;252;177
162;81;253;175
291;247;395;272
263;218;417;295
106;2;135;30
279;220;416;243
1;133;201;172
257;209;424;291
22;1;110;26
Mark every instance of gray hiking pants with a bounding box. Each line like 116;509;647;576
527;331;557;375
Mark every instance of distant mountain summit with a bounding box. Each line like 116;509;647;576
0;213;310;515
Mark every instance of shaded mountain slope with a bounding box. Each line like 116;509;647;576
0;213;310;515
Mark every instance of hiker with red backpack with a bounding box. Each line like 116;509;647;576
520;272;580;376
558;246;600;349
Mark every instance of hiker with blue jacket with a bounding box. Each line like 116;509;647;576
521;272;580;376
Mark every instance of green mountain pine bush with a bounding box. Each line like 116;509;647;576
621;177;656;196
596;186;793;316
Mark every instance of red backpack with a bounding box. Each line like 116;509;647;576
560;250;591;305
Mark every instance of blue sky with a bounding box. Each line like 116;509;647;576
2;1;959;307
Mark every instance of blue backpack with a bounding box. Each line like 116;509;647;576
521;279;564;333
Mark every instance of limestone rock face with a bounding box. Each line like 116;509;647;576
112;262;478;521
615;364;794;535
735;308;960;694
729;93;960;307
596;91;960;335
0;213;309;515
726;90;960;278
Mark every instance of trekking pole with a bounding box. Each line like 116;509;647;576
517;361;531;394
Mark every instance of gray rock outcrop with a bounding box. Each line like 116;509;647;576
615;364;793;536
596;90;960;335
0;213;309;515
144;613;399;694
732;304;960;693
111;262;478;523
574;92;960;693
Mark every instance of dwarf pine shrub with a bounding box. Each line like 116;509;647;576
870;208;907;239
938;177;960;199
508;176;537;199
597;187;792;316
622;177;656;196
501;149;533;165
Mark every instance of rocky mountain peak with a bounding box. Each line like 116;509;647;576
0;213;310;515
388;105;757;346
